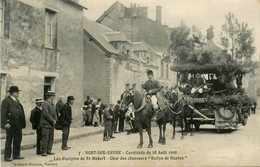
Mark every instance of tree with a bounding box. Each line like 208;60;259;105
220;12;255;62
169;21;194;62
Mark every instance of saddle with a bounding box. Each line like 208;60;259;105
145;95;167;111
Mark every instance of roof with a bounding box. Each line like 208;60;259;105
96;1;121;23
132;41;159;56
64;0;88;10
103;32;128;42
96;1;171;51
130;52;146;63
84;19;119;55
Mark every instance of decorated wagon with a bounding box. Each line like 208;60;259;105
171;28;255;131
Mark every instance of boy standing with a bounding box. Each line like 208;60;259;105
30;98;44;155
103;105;113;141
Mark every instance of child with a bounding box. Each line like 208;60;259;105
103;105;113;141
125;105;134;135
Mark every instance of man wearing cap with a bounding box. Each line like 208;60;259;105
1;86;26;162
142;70;162;120
40;91;56;156
30;98;43;155
103;105;113;141
60;96;74;150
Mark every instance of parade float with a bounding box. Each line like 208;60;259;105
171;27;256;131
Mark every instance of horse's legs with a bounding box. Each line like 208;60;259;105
183;116;188;136
137;127;143;148
180;116;185;140
190;113;194;136
171;116;176;140
162;123;166;145
147;124;153;148
158;124;163;143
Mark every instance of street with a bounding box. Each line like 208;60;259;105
2;112;260;167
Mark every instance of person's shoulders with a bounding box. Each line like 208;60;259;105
31;106;38;113
42;100;51;107
153;80;160;84
2;96;11;103
64;103;70;107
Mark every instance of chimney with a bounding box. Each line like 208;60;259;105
156;6;162;24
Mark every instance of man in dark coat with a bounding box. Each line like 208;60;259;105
1;86;26;162
119;106;127;132
55;96;64;129
113;100;121;133
30;98;43;155
40;91;56;156
60;96;74;150
109;104;116;139
84;96;91;105
121;83;131;100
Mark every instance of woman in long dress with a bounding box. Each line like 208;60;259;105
92;104;100;126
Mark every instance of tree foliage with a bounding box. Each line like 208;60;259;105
220;13;256;63
170;22;194;61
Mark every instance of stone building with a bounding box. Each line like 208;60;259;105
96;1;176;88
0;0;87;127
84;19;175;104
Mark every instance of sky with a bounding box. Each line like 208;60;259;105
80;0;260;60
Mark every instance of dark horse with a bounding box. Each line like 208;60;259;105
121;90;188;148
121;90;154;148
157;91;187;145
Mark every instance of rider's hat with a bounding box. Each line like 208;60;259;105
147;70;153;75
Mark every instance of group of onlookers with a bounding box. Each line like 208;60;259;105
1;85;75;162
82;92;138;141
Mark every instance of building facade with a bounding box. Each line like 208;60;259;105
84;19;176;105
96;1;176;88
0;0;87;127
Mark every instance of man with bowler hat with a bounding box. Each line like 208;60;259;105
1;86;26;162
30;98;44;155
60;96;74;150
40;91;56;156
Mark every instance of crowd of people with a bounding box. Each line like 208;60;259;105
1;86;75;162
82;91;138;141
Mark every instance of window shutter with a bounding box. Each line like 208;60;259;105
4;0;10;37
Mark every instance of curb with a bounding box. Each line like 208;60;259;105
1;129;104;154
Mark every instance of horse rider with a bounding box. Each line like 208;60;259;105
142;70;162;121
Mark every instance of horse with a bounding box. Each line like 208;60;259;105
121;90;154;148
121;89;189;148
156;91;187;145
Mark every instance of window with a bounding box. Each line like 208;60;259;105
44;77;55;100
161;62;164;78
0;0;4;35
45;9;56;47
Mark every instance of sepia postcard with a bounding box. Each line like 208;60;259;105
0;0;260;166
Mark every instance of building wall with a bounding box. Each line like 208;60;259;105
98;3;170;52
97;2;177;88
0;0;84;128
84;33;111;104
